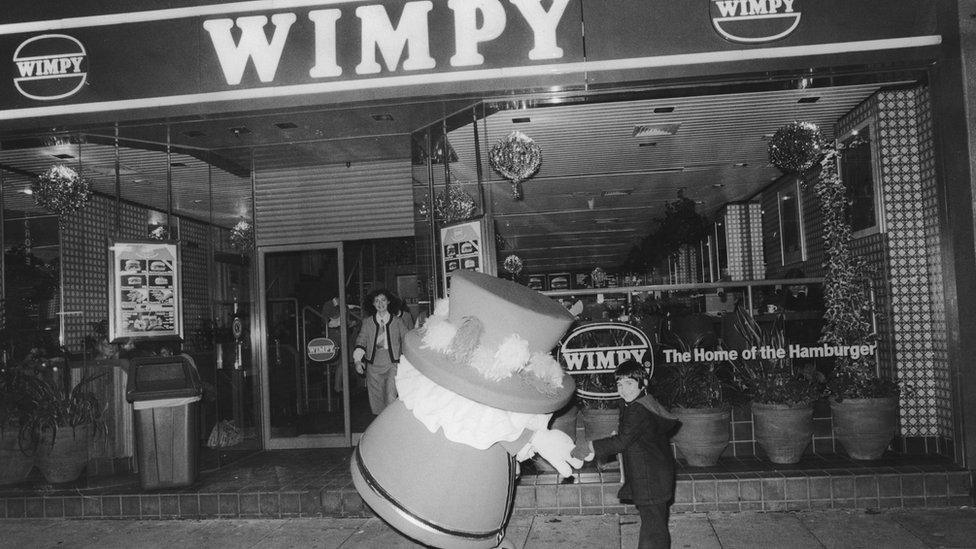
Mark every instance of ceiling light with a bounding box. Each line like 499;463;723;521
798;96;820;104
633;123;680;138
512;117;531;124
228;126;251;136
52;153;74;159
132;178;146;184
19;187;32;195
601;189;634;197
370;113;394;122
712;183;725;188
637;142;658;148
653;106;675;113
734;162;749;167
192;199;203;204
275;122;298;129
183;130;205;138
170;162;186;167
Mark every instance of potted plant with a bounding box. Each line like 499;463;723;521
731;306;822;464
654;332;732;467
576;374;621;470
814;142;900;460
0;366;37;485
19;366;104;484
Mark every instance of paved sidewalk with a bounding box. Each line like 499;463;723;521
2;507;975;548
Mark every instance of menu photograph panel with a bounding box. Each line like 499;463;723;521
109;241;182;341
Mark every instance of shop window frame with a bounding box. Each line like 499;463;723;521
777;178;806;266
837;120;885;238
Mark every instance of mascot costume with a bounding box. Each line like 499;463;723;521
351;270;582;548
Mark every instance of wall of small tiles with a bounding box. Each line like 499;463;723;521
837;86;949;442
722;203;765;281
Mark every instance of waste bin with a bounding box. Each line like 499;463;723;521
126;355;203;490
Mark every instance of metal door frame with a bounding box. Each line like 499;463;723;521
255;241;352;448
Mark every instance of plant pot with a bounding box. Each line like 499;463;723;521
581;407;620;470
672;406;731;467
533;405;579;473
751;402;813;464
0;429;34;485
830;396;898;460
36;423;92;484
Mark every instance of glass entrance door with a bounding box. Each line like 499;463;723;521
258;243;351;447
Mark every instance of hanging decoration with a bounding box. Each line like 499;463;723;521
23;216;32;266
767;121;825;174
503;254;523;275
229;219;254;254
489;131;542;200
591;267;607;288
417;185;477;224
31;164;92;225
148;226;170;240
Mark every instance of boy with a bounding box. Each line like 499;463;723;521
574;360;679;548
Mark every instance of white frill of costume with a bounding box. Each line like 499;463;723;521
396;356;551;451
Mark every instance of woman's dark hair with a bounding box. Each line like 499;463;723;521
614;359;648;389
364;288;400;316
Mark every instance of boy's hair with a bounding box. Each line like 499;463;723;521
614;359;647;389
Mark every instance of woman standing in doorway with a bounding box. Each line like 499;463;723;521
353;289;410;415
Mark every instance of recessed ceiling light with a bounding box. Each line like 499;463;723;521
512;117;531;124
370;113;394;122
712;183;725;188
797;96;820;104
734;162;749;167
228;126;251;135
633;123;680;138
52;153;74;159
601;189;634;197
192;199;203;204
275;122;298;129
183;130;205;138
170;162;186;167
133;178;146;184
637;142;658;147
653;106;675;113
19;187;33;195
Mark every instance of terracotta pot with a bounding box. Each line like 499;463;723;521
36;423;92;484
672;406;731;467
751;402;813;464
581;407;620;470
830;396;899;460
533;405;578;473
0;429;34;485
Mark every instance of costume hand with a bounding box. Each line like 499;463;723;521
530;429;583;477
571;439;595;462
354;361;365;375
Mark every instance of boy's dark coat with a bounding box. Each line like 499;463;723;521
592;394;679;504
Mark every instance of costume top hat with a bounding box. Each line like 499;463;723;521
403;269;576;414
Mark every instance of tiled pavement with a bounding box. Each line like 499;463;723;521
0;449;971;520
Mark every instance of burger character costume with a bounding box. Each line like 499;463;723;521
351;270;582;549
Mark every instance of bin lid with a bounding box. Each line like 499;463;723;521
126;355;203;402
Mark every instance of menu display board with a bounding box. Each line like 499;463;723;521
108;240;183;341
440;217;494;295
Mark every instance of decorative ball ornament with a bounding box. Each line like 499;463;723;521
768;121;826;174
591;267;607;287
503;254;523;275
418;185;477;224
31;165;92;225
229;219;254;254
148;226;170;240
489;131;542;200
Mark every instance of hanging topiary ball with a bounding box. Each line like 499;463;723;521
489;131;542;200
768;121;825;174
31;164;92;225
503;254;523;275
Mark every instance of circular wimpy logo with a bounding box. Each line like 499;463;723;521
710;0;801;43
13;34;88;101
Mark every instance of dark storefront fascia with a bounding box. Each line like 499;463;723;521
0;0;975;473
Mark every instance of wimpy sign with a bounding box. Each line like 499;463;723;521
202;0;571;85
